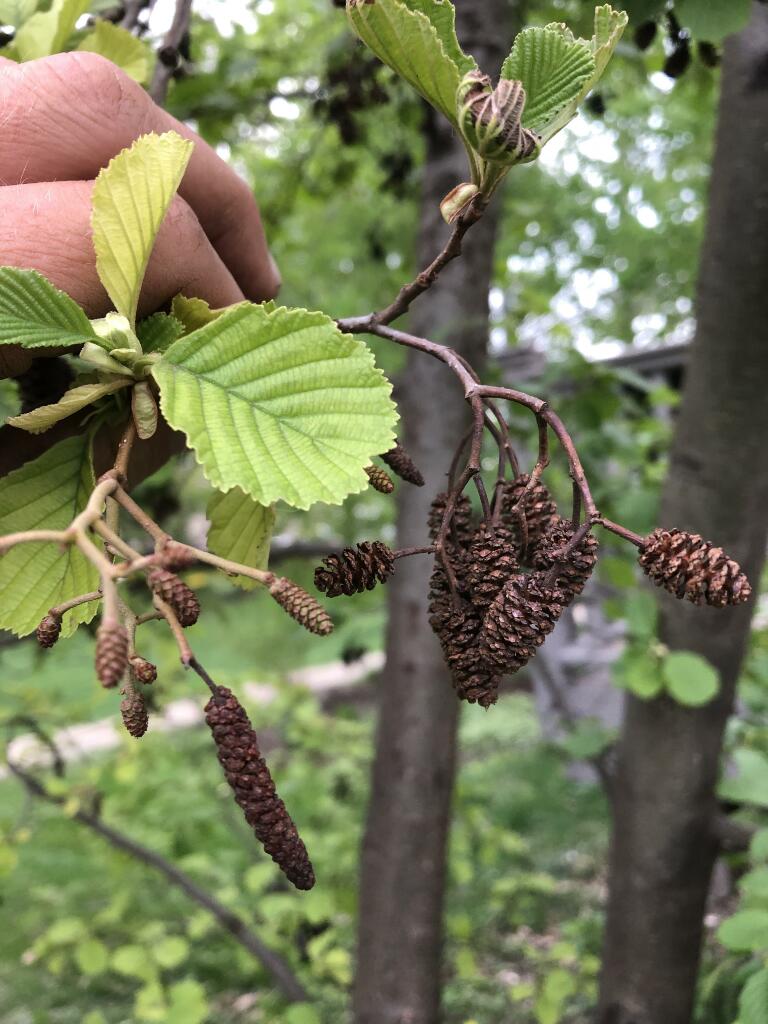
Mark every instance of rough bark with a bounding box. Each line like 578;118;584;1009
352;4;519;1022
598;8;768;1023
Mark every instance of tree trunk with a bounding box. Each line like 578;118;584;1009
352;4;519;1022
598;7;768;1022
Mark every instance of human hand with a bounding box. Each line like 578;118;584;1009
0;51;280;480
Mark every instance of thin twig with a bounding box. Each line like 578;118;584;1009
149;0;193;105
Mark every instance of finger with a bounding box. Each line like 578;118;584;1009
0;52;279;301
0;180;246;321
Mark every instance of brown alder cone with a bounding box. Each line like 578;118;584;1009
269;577;333;635
479;572;566;675
314;541;395;597
427;492;473;543
638;528;751;607
95;619;129;688
130;656;158;685
462;523;519;610
148;568;200;627
365;465;395;494
36;612;62;649
380;442;425;486
501;474;558;557
205;686;315;890
533;516;599;605
120;689;149;738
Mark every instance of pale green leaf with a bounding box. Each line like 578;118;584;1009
717;910;768;953
171;294;231;334
591;5;630;82
137;313;184;353
166;979;208;1024
0;435;101;638
347;0;474;125
501;26;595;135
131;382;158;440
719;749;768;809
78;21;152;83
741;868;768;905
151;936;189;970
206;487;275;590
739;967;768;1024
112;944;152;979
7;380;129;434
74;939;110;977
661;650;719;706
0;267;96;349
13;0;89;61
752;830;768;862
284;1006;322;1024
0;0;38;28
153;304;397;509
676;0;750;44
92;132;194;326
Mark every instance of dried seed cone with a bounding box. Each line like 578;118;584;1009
480;573;566;675
533;517;599;605
501;474;558;556
365;465;395;494
463;524;519;610
638;528;751;607
130;656;158;685
36;612;62;649
454;672;501;709
428;493;473;544
120;690;149;738
270;578;333;636
314;541;395;597
95;620;129;688
148;568;200;627
380;442;425;487
205;687;315;890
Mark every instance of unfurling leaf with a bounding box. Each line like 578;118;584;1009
92;132;194;326
152;303;397;509
171;294;233;334
206;488;275;590
0;435;101;638
7;380;130;434
137;313;184;353
77;22;152;83
346;0;476;125
0;267;96;350
131;382;158;440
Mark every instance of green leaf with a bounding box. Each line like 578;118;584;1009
92;132;194;326
170;294;230;334
153;304;397;509
77;21;152;83
166;979;208;1024
741;868;768;906
717;910;768;953
74;939;110;977
559;718;614;759
661;651;719;707
676;0;751;44
739;967;768;1024
752;830;768;862
0;435;101;638
7;380;129;434
131;382;158;440
112;944;153;979
134;980;167;1022
284;1006;322;1024
0;0;38;28
13;0;89;60
151;936;189;970
502;26;595;134
347;0;475;125
206;487;275;590
0;378;20;423
719;750;768;810
0;267;96;350
137;313;184;354
591;4;630;83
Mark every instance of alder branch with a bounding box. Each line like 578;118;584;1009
149;0;193;105
5;736;310;1004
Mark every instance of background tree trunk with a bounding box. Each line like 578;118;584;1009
598;6;768;1022
352;3;520;1022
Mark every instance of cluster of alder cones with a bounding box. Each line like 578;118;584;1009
315;444;751;710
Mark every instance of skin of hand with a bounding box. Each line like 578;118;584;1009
0;50;280;482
